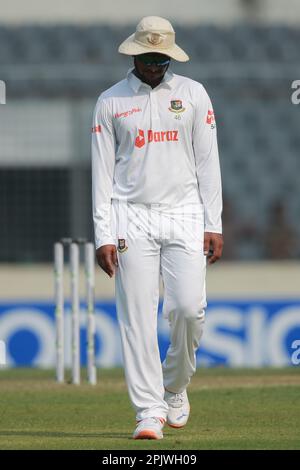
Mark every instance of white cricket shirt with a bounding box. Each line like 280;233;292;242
92;67;222;249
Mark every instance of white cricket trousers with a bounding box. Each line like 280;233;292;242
112;200;207;422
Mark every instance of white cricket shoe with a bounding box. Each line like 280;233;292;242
165;389;190;428
133;417;165;440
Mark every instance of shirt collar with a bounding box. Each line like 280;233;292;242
127;67;175;93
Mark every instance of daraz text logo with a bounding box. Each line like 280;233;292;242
135;129;179;148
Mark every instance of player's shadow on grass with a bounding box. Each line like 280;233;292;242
0;430;130;439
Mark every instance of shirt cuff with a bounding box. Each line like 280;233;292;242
95;236;117;250
204;225;222;234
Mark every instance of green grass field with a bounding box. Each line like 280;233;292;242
0;367;299;450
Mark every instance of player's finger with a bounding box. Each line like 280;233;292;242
208;239;223;264
98;252;114;277
104;253;116;277
203;234;211;256
112;247;119;267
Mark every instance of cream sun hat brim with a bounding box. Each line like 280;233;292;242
118;16;189;63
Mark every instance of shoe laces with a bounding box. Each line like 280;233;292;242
168;392;185;408
138;417;164;427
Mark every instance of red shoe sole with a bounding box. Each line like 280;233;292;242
134;430;161;440
167;422;186;428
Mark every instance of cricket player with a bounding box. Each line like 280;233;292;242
92;16;223;440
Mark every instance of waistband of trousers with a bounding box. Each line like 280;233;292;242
111;199;204;215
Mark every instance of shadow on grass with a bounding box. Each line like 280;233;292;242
0;431;130;440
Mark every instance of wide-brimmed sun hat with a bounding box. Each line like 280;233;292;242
118;16;189;62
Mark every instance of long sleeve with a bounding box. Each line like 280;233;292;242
192;85;223;233
91;97;116;249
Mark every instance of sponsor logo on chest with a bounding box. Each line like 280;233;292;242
135;129;179;148
114;107;142;119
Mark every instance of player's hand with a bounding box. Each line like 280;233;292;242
203;232;224;265
96;245;118;278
